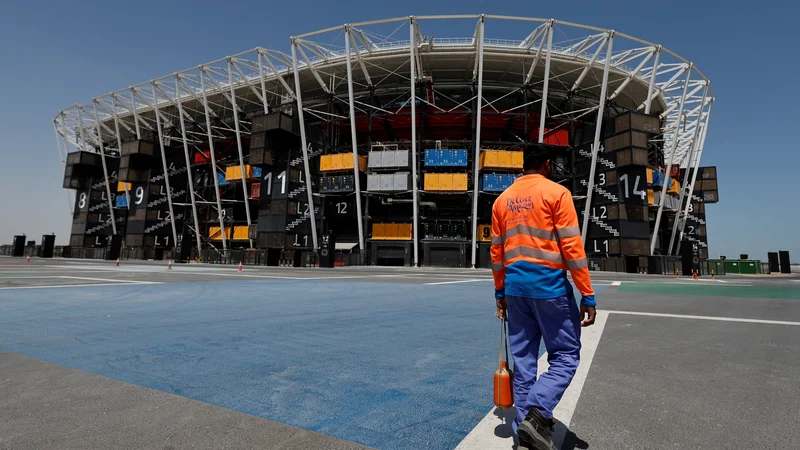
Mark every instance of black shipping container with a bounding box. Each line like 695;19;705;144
12;235;25;257
779;251;791;274
768;252;779;274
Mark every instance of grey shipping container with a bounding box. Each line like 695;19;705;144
368;152;383;169
381;151;395;167
380;174;394;191
393;150;410;168
367;174;382;191
393;172;411;191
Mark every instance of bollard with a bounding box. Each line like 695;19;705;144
712;270;715;280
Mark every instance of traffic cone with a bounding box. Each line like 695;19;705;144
238;262;243;273
26;255;30;263
115;258;120;267
675;269;679;279
167;260;172;270
692;270;699;280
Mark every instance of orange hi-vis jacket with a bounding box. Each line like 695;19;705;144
491;174;596;306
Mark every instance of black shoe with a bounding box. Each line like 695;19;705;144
517;409;555;450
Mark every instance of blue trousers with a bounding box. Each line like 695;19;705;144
506;294;581;432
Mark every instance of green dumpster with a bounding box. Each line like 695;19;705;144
739;260;760;274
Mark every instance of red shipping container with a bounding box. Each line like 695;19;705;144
250;182;261;199
543;129;569;147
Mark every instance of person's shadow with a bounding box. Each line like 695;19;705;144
492;408;589;449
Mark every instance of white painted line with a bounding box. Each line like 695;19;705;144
541;312;609;447
425;279;493;285
56;276;155;284
611;281;621;286
0;282;162;290
610;310;800;326
456;312;609;450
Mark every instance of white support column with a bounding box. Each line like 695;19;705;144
152;83;179;249
129;89;143;139
644;47;661;115
176;77;203;258
675;101;713;254
257;51;269;115
227;59;255;249
291;39;320;251
76;110;88;152
668;84;708;255
580;32;614;242
538;20;554;144
109;97;131;207
470;16;485;268
199;69;228;251
91;102;118;235
650;64;693;255
410;18;420;267
345;27;366;262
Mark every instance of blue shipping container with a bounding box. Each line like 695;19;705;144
253;167;262;178
115;195;128;208
217;172;230;186
424;150;439;166
454;149;468;167
439;150;456;166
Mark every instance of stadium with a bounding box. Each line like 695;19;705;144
52;15;718;272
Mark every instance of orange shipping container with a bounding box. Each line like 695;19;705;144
453;173;468;191
319;154;332;172
233;226;250;241
330;154;345;171
511;151;524;170
384;223;400;240
398;223;413;240
480;150;498;169
438;173;454;191
424;173;439;191
372;223;386;240
496;151;512;169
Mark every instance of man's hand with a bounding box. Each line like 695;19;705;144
580;305;596;327
496;297;507;320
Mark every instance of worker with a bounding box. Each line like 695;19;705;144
491;144;597;450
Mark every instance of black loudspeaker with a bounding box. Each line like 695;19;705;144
180;229;194;262
40;234;56;258
107;235;123;261
12;235;25;257
319;233;336;268
681;240;701;275
779;251;791;274
767;252;780;274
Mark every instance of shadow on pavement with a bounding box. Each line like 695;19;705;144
493;407;589;450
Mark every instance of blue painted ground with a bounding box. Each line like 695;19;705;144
0;279;607;450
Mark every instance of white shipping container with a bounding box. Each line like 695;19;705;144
368;151;383;169
393;172;411;191
367;174;382;191
381;151;395;167
380;174;394;191
394;150;409;168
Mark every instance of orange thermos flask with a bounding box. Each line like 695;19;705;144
494;318;514;409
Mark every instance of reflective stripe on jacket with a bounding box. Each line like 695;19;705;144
491;174;595;303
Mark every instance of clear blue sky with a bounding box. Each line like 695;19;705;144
0;0;797;261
